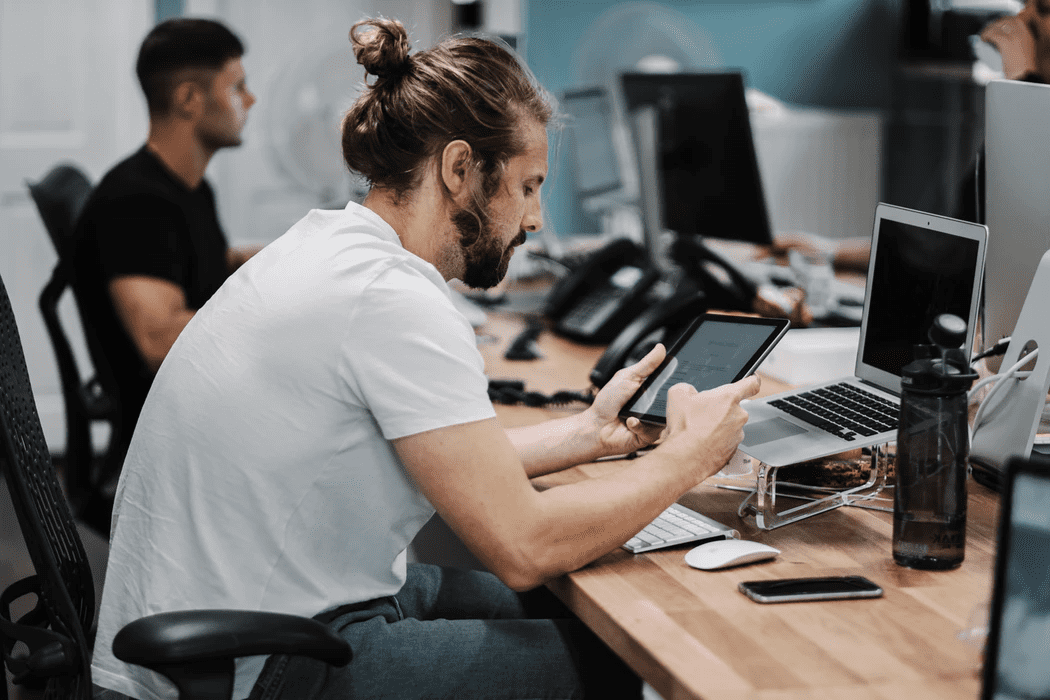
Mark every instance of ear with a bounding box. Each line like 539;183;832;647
171;80;204;120
439;140;473;200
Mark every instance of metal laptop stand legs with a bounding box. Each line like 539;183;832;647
735;445;892;530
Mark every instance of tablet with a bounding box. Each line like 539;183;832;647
619;313;790;425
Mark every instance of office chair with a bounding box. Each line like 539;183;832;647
0;270;352;700
27;164;124;535
26;164;91;260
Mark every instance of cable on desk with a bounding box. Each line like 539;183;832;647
503;317;546;360
487;379;594;407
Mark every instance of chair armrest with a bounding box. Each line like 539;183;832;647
112;610;352;667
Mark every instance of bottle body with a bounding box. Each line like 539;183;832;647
892;390;969;570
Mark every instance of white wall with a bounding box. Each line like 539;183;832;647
0;0;151;452
192;0;454;248
752;106;883;241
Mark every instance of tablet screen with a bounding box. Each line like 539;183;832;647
620;314;789;424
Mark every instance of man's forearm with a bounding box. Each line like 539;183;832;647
506;412;607;478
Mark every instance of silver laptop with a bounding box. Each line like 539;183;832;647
739;203;987;468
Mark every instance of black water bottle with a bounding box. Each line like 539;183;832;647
892;314;977;570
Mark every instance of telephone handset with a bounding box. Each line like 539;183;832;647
670;237;757;313
589;290;708;388
544;238;660;345
544;234;760;381
588;239;758;386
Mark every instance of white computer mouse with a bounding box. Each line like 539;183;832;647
684;539;780;571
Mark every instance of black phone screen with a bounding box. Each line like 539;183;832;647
619;313;790;425
739;576;883;603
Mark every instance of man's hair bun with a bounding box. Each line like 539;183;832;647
342;15;554;201
350;18;411;80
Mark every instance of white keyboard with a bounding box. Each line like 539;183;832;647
622;503;740;554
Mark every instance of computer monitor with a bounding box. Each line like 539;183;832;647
619;71;774;247
981;454;1050;700
562;86;623;199
983;79;1050;363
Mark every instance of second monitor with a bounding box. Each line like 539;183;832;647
620;71;774;247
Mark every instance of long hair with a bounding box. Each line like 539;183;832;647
341;17;554;211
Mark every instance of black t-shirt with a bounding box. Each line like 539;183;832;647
72;146;229;431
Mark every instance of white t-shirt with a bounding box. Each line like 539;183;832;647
90;202;496;700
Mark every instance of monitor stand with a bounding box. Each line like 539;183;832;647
971;249;1050;487
631;105;675;276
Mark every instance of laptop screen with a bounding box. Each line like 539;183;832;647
982;457;1050;699
859;215;982;384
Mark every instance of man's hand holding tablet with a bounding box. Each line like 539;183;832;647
620;314;790;426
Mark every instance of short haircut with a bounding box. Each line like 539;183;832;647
136;18;245;117
342;18;555;204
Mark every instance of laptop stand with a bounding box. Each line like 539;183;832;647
729;444;892;530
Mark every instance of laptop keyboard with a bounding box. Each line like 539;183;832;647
622;503;739;554
768;382;899;442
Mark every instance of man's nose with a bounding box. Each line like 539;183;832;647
523;203;543;233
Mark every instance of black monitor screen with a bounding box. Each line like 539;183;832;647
983;462;1050;699
861;218;980;377
620;72;773;245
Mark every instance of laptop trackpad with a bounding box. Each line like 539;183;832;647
744;417;808;446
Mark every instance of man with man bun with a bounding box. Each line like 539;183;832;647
91;18;759;700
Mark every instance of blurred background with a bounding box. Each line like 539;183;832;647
0;0;1006;451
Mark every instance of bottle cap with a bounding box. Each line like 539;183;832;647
928;313;967;349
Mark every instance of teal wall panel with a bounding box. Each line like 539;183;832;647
523;0;901;238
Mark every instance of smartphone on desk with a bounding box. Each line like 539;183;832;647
739;575;884;604
619;313;790;425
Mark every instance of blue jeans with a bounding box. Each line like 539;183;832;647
248;564;641;700
93;564;640;700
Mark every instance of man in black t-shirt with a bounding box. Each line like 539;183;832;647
73;18;260;450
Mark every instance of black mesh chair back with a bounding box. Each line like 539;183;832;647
26;164;92;260
0;272;95;700
27;164;124;535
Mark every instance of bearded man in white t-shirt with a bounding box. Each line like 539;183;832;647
90;17;760;700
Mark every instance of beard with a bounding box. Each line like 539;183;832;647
451;204;525;289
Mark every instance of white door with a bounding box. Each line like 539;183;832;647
0;0;150;450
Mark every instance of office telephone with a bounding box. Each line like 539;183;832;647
589;289;709;388
668;236;758;314
546;235;761;386
543;238;661;345
545;236;758;350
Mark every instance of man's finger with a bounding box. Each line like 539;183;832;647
667;382;699;400
724;374;762;401
623;343;666;380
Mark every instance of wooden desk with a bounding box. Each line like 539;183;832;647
478;312;999;700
